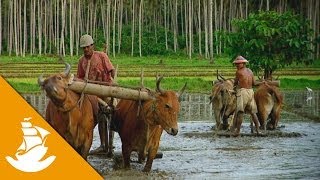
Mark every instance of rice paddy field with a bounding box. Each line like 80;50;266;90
1;55;319;93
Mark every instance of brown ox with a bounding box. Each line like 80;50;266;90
113;76;186;172
254;83;283;130
38;63;99;160
209;75;236;130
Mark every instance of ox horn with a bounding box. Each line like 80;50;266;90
257;75;261;80
216;70;226;81
63;62;71;76
38;74;45;86
178;82;187;102
218;73;226;81
258;70;263;80
156;75;165;94
216;70;220;81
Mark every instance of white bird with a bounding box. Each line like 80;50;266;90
306;87;313;105
306;96;313;102
306;87;313;92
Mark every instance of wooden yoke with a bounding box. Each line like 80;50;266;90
68;81;153;101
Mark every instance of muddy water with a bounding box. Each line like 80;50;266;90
89;120;320;179
22;92;320;179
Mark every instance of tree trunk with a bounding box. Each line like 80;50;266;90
32;0;36;54
100;0;106;52
9;0;13;55
117;0;123;53
38;0;42;55
188;0;192;59
219;0;223;54
138;0;143;57
164;0;168;50
173;0;178;52
55;0;59;54
180;1;184;38
18;0;22;55
14;0;18;55
106;0;111;55
60;0;66;56
113;0;117;57
131;0;135;56
198;0;202;56
204;0;208;59
93;2;97;42
44;0;47;54
214;0;218;54
184;2;188;56
76;0;80;55
69;0;73;56
209;0;214;63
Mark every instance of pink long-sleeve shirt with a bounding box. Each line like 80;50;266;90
77;51;114;83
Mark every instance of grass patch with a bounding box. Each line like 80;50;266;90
6;77;319;94
0;54;228;66
6;78;41;93
6;77;212;93
2;54;319;93
1;54;318;67
280;78;320;90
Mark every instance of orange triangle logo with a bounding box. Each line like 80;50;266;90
0;76;102;179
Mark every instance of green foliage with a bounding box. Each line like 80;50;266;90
7;79;41;93
226;11;316;79
280;78;320;90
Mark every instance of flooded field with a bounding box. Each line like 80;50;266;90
23;91;320;179
89;120;320;179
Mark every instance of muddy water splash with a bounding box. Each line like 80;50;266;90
88;121;320;179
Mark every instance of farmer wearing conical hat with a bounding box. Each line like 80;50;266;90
232;56;261;137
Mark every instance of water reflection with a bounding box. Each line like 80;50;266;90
22;93;49;116
23;91;320;121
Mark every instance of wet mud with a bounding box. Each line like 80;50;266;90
87;120;320;179
183;126;304;138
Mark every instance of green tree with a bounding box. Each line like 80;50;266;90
226;11;315;79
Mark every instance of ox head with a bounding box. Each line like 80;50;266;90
38;63;74;103
152;76;187;136
209;78;235;105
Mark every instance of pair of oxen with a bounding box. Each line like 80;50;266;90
38;63;187;172
210;74;283;133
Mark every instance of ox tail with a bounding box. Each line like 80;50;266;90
264;84;283;104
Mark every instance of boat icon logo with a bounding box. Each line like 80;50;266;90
6;117;56;172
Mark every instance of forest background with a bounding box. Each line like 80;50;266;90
0;0;319;93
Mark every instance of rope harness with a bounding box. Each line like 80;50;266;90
78;58;92;109
137;95;161;126
52;85;79;112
